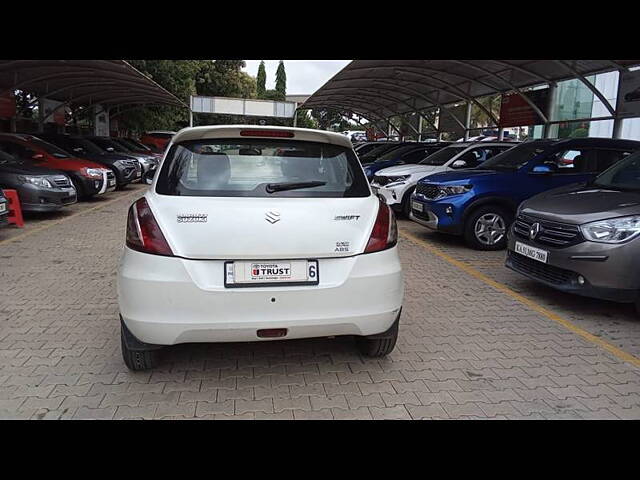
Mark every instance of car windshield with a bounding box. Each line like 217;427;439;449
156;139;370;198
480;141;554;170
90;137;130;152
374;145;419;163
419;145;466;166
360;144;401;159
123;138;151;151
68;137;104;155
28;137;70;158
593;151;640;191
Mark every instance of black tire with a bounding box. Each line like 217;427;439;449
400;187;415;218
464;205;512;251
357;313;400;357
70;176;87;200
121;324;158;371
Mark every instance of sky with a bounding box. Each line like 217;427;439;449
243;60;351;95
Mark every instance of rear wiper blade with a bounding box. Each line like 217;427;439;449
265;181;326;193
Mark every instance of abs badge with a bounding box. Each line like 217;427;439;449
177;213;208;223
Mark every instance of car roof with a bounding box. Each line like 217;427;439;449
171;125;354;149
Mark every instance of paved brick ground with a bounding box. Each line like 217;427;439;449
1;185;639;419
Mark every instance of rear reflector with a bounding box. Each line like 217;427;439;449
126;197;174;256
257;328;288;338
364;199;398;253
240;129;295;138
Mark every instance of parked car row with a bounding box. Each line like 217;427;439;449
362;136;640;314
0;131;169;219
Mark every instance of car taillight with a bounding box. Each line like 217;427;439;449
364;200;398;253
126;197;173;256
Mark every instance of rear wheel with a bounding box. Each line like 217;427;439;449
121;321;159;371
357;312;400;357
464;205;512;251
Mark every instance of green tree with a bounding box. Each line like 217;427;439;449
262;89;285;101
275;60;287;97
117;60;257;132
256;61;266;98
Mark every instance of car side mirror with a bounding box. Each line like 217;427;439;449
452;160;467;169
531;165;553;175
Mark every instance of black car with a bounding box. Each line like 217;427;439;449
358;142;414;164
0;150;76;212
0;188;8;226
85;136;158;176
355;141;399;157
37;133;141;188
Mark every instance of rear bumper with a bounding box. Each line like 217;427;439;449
117;246;404;345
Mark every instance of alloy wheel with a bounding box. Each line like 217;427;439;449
474;213;506;246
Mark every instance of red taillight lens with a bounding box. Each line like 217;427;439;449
126;198;173;256
364;200;398;253
239;129;295;138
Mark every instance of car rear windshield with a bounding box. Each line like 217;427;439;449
419;145;466;166
480;141;554;170
155;139;371;198
593;151;640;191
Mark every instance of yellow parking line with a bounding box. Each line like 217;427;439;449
399;228;640;368
0;188;142;247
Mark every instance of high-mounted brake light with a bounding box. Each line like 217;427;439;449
126;197;173;256
239;129;295;138
364;200;398;253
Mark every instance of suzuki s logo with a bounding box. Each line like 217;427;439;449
529;222;541;240
265;211;281;224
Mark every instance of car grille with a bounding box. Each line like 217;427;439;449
508;251;576;286
51;176;71;188
513;214;583;248
415;183;440;199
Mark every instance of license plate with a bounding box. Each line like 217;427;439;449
135;171;142;178
411;201;424;212
515;241;548;263
225;260;319;288
0;202;6;213
108;179;116;187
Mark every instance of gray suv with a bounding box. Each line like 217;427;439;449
506;150;640;314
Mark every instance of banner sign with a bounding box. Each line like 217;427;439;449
618;69;640;117
0;91;16;119
499;88;549;127
191;96;296;118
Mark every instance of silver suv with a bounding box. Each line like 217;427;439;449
506;151;640;314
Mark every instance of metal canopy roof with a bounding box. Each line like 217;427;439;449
302;60;640;124
0;60;186;110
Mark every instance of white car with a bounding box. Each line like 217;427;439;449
117;125;404;370
371;142;516;216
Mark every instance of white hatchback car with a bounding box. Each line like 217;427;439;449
117;125;404;370
371;142;516;216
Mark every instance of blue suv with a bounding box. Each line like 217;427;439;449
410;138;640;250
